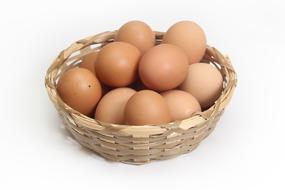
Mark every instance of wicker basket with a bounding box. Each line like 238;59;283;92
45;31;237;165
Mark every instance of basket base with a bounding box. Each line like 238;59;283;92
60;110;222;165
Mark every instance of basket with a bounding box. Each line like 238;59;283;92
45;31;237;165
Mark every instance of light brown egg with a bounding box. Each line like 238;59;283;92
95;88;136;124
115;20;155;53
79;51;98;74
139;44;188;91
124;90;172;125
57;68;102;116
179;63;223;109
163;21;207;64
161;90;201;121
95;42;141;87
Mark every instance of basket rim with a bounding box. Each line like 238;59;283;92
45;31;237;135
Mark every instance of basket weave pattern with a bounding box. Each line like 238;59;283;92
45;31;237;164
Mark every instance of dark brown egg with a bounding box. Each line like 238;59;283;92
115;20;155;53
124;90;172;125
57;68;102;116
95;42;141;87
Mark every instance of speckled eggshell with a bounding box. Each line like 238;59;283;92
57;68;102;116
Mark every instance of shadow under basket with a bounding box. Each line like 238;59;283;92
45;31;237;165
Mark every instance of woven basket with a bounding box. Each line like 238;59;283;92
45;31;237;165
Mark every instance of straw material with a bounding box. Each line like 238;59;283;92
45;31;237;165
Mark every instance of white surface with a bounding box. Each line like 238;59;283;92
1;0;284;189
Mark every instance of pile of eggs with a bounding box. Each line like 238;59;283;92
57;20;223;125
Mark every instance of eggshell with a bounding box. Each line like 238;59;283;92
163;21;207;64
124;90;172;125
179;63;223;109
57;68;102;116
79;51;98;74
161;90;201;121
95;88;136;124
115;20;155;53
139;44;188;91
95;42;141;87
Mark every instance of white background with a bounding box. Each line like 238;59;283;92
1;0;284;189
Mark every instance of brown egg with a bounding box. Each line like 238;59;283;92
95;42;141;87
95;88;136;124
179;63;223;109
161;90;201;121
124;90;172;125
79;51;98;74
139;44;188;91
163;21;207;64
115;20;155;53
57;68;102;116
